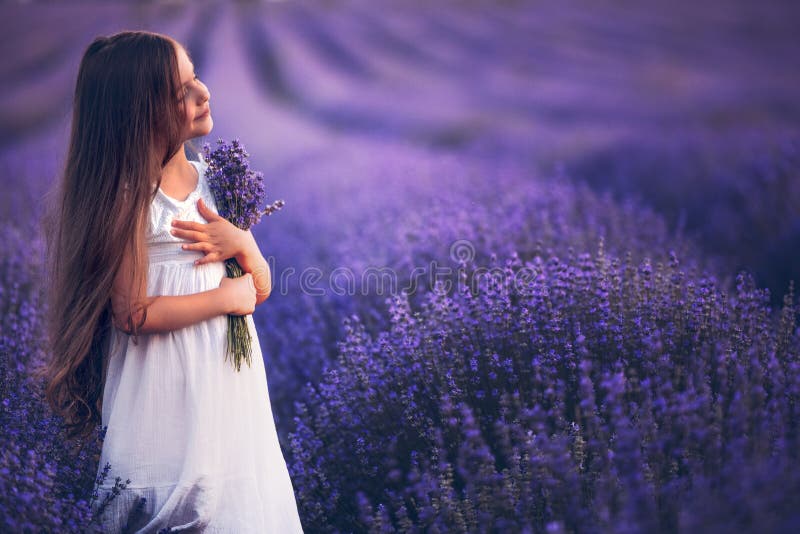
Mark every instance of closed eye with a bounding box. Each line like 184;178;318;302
180;74;200;99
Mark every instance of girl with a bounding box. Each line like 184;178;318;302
33;31;304;533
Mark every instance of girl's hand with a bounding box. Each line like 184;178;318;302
219;273;257;316
170;198;246;266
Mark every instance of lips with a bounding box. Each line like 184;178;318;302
195;108;210;120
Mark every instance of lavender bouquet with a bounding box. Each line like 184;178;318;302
202;138;284;371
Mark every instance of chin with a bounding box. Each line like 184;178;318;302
192;119;213;138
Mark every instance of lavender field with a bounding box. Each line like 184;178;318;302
2;0;800;532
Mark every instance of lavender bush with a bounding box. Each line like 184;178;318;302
251;143;726;431
0;224;105;531
288;244;800;532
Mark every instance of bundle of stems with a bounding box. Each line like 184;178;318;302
223;258;252;371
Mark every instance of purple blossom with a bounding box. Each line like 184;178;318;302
202;138;284;230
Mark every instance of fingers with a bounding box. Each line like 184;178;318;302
171;219;205;231
182;242;219;266
194;252;219;266
181;241;212;253
197;198;221;220
170;228;206;242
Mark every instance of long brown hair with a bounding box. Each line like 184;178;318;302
30;31;188;441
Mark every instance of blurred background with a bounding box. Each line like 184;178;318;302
3;0;799;296
2;0;800;528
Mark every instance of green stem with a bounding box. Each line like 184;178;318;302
223;258;253;372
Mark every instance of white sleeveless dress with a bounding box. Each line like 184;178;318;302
92;156;304;533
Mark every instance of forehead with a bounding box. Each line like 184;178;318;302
174;45;194;78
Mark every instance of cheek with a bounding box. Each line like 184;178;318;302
177;103;190;125
181;108;195;129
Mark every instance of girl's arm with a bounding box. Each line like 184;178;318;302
111;290;230;335
234;229;272;306
110;246;255;336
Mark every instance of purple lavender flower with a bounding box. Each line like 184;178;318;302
202;138;284;231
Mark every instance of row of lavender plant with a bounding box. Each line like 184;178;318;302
251;142;726;433
0;224;108;531
564;129;800;308
288;240;800;531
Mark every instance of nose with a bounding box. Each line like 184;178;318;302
198;82;210;104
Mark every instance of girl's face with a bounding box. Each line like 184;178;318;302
175;43;212;141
